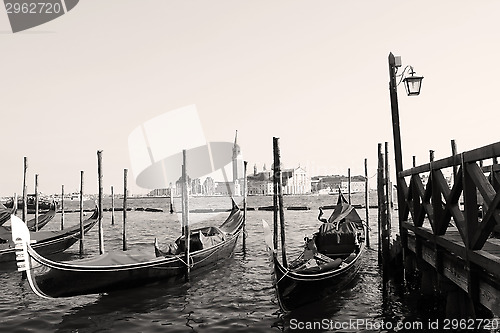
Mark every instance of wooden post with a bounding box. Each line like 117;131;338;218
413;156;416;168
364;158;370;248
243;161;248;250
182;150;190;281
34;174;39;231
384;142;392;253
388;52;408;273
272;143;279;252
123;170;128;251
430;150;435;162
13;193;18;216
169;182;174;214
60;185;64;230
451;140;458;182
79;170;84;255
111;185;115;225
273;137;287;268
377;143;386;264
97;150;104;255
348;168;351;204
22;157;28;222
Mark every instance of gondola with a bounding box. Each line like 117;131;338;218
4;194;54;214
12;200;245;298
2;201;57;231
0;203;16;226
263;192;366;311
1;206;98;264
263;137;366;311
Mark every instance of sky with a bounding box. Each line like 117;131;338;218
1;0;500;196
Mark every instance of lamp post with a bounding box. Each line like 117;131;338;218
388;52;423;273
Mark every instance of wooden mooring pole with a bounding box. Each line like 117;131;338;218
111;185;115;226
377;143;384;263
273;137;287;268
364;158;370;248
79;170;84;256
384;142;392;247
34;174;39;231
123;169;128;251
243;161;248;250
182;150;191;281
169;182;174;214
22;157;28;222
97;150;104;255
60;185;64;230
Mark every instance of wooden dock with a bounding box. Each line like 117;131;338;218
387;141;500;317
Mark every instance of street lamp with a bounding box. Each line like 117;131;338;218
388;52;423;275
400;66;424;96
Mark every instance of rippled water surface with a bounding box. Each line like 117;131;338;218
0;194;497;332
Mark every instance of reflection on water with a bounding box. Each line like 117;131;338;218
1;194;495;332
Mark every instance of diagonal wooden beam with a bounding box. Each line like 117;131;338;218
432;169;453;235
463;162;479;249
471;189;500;250
399;177;411;223
467;162;496;207
412;174;429;227
416;174;435;231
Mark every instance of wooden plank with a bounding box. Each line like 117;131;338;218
479;279;500;317
402;222;500;280
407;232;500;316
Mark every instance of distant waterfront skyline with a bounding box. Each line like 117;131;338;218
2;1;500;197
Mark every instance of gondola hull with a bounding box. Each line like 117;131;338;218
28;231;241;297
13;204;244;298
272;243;365;311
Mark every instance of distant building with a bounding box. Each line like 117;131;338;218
247;166;311;195
191;178;202;195
282;167;311;194
247;170;273;195
312;175;366;194
203;177;215;195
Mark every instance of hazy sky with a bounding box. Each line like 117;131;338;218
1;0;500;196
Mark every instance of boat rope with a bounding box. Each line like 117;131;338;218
276;268;291;285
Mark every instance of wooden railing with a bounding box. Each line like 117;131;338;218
396;141;500;312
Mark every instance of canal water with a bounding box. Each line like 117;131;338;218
0;194;498;332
